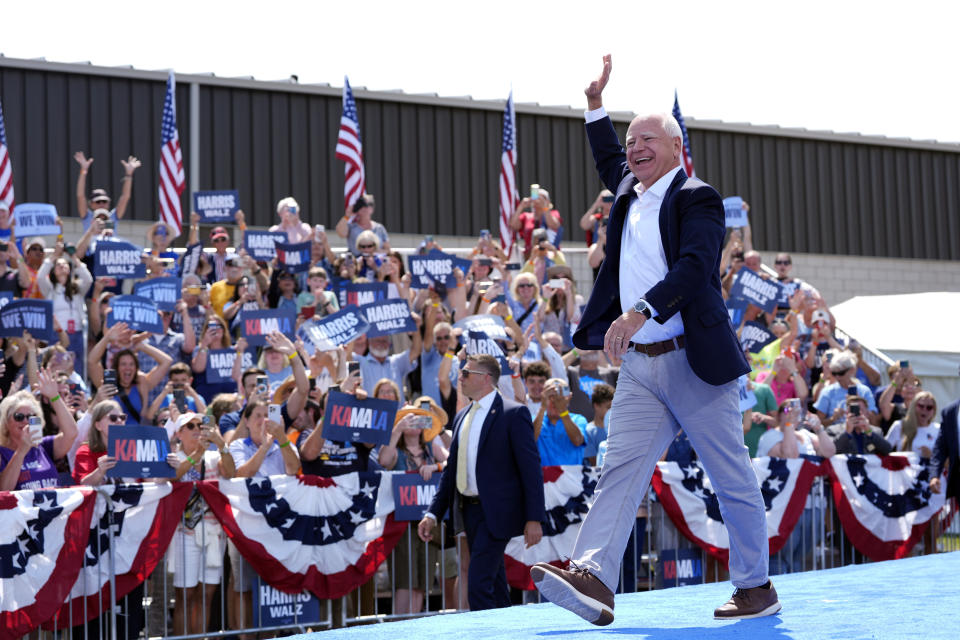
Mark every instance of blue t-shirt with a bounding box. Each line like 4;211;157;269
537;412;587;466
358;352;417;395
813;380;878;417
420;347;457;407
583;418;608;463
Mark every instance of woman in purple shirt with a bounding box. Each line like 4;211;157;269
0;371;79;490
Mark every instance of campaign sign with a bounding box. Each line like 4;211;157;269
737;374;758;412
180;243;203;277
13;203;61;237
775;280;799;308
408;251;459;289
206;348;256;384
0;299;54;343
729;268;783;314
428;248;472;281
0;291;13;311
107;295;163;334
338;281;388;307
251;578;321;628
392;472;441;521
241;308;297;347
464;330;510;371
655;548;704;588
321;391;397;446
107;425;175;478
298;305;369;353
361;299;415;338
244;231;286;261
276;240;311;274
723;196;749;228
133;277;181;312
94;239;147;279
454;314;510;341
193;190;239;224
740;321;777;354
726;297;747;328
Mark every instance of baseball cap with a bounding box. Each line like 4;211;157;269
90;188;111;203
225;254;243;267
25;237;46;250
210;226;229;241
811;309;830;325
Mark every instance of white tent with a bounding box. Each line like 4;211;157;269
831;292;960;412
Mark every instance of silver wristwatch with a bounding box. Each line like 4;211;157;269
632;299;652;319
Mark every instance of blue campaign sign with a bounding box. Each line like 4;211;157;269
0;291;13;311
94;239;147;279
0;299;54;343
338;281;388;307
180;242;203;277
407;251;459;289
392;473;441;521
453;314;510;341
321;391;397;446
740;321;777;354
251;578;321;628
655;548;704;588
244;231;286;261
133;277;181;312
13;203;61;237
360;299;415;338
726;297;747;328
107;295;163;334
738;374;758;412
298;305;369;354
728;268;783;314
464;329;510;371
241;308;297;347
107;425;175;478
206;348;255;384
723;196;749;228
275;240;311;274
193;190;240;224
776;280;799;308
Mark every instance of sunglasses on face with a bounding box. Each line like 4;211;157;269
183;421;201;430
461;368;488;378
108;413;128;423
92;199;110;205
13;412;36;423
775;260;791;266
516;283;535;289
435;335;451;340
916;404;935;411
213;237;228;243
358;243;375;250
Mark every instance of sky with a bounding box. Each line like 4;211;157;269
5;1;960;144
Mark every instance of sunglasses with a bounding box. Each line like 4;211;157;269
516;283;535;289
92;199;110;205
213;237;228;243
358;243;375;249
108;413;128;423
775;260;792;266
916;404;936;411
13;412;36;423
435;335;452;340
182;421;201;430
461;368;488;378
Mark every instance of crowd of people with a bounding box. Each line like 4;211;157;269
0;149;954;636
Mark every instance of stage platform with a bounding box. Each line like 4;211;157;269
286;551;958;640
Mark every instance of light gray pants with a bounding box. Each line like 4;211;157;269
572;347;768;591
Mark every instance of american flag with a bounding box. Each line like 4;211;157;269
335;76;366;211
158;71;185;236
0;96;14;212
673;90;696;178
498;90;518;256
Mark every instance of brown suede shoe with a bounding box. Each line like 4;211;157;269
530;562;614;626
714;581;781;619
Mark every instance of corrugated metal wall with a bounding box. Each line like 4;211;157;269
2;58;958;261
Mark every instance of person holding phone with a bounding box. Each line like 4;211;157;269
336;193;391;256
579;189;615;248
296;266;339;319
532;378;587;465
826;395;891;455
269;196;313;244
510;185;563;260
0;372;78;491
37;242;94;376
813;350;879;427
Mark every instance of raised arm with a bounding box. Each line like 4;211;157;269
135;334;174;389
74;152;94;215
114;156;141;219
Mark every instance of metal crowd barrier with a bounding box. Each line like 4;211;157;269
28;479;958;639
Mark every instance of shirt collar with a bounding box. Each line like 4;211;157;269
633;165;683;200
474;389;498;410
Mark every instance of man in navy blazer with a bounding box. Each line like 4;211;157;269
419;354;545;610
532;55;777;625
931;397;960;499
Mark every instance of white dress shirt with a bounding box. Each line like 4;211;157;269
461;389;498;497
585;106;685;344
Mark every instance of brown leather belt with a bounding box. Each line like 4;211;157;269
629;335;685;357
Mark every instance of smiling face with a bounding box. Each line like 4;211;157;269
624;115;682;188
116;353;138;388
247;405;268;445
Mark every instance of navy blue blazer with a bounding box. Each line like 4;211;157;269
572;116;750;386
427;393;546;539
933;400;960;500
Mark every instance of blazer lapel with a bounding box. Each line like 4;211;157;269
476;393;502;452
657;169;689;269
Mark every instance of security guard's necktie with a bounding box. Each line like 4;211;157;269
456;402;480;494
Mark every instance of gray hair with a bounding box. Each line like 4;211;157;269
830;350;858;373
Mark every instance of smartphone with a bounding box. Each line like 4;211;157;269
65;244;77;256
850;404;861;417
268;404;283;424
424;235;434;244
308;376;317;391
202;415;211;426
105;220;116;231
173;389;187;412
530;183;540;200
103;369;117;390
0;241;8;251
301;305;316;320
480;229;491;240
548;278;566;289
69;382;80;396
505;263;521;271
558;383;572;398
328;384;341;394
255;375;268;396
348;361;360;376
846;387;858;396
420;400;432;411
899;360;910;369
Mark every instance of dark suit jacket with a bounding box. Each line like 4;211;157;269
572;116;749;386
427;393;546;539
933;400;960;499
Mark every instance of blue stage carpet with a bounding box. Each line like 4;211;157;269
287;551;958;640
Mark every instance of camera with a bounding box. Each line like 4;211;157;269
850;404;861;417
103;369;118;390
